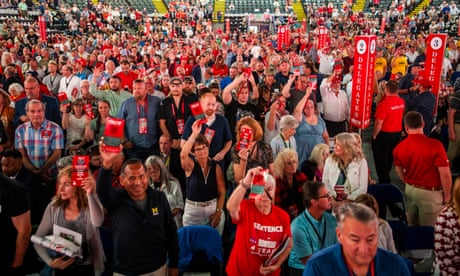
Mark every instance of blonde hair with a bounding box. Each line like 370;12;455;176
309;143;329;168
273;149;298;177
331;132;364;165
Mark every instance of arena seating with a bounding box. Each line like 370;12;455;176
226;0;287;14
0;8;39;25
127;0;158;13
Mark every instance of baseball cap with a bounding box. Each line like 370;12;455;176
170;77;183;85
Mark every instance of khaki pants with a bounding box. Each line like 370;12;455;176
114;263;167;276
405;184;444;226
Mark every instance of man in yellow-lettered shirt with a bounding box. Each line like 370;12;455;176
390;47;408;77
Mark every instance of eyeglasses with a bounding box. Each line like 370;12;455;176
318;193;332;199
194;146;207;152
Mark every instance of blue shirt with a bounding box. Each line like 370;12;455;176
303;244;410;276
289;209;337;270
117;95;161;148
182;115;232;159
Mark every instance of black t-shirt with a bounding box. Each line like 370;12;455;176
158;94;194;139
0;122;8;145
0;175;30;272
224;100;260;139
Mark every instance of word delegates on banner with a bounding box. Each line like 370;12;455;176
145;18;151;36
317;26;328;50
380;17;386;34
350;35;377;129
39;16;47;42
423;34;447;104
277;25;290;51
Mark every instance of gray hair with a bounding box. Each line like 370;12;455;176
335;202;378;229
8;83;24;95
26;99;45;112
144;155;179;193
279;115;299;131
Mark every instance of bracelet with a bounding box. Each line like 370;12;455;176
240;158;247;162
216;208;222;213
239;180;250;189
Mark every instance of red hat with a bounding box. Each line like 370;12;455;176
413;74;431;87
75;58;86;67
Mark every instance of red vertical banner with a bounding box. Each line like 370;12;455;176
424;34;447;107
38;16;47;42
318;26;328;50
145;18;151;36
302;18;306;33
350;35;377;129
277;25;287;51
380;17;386;34
226;18;230;34
285;26;290;48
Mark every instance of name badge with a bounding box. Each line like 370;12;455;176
139;118;148;134
176;119;185;135
204;128;215;144
41;130;51;138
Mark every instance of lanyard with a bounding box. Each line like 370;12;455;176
136;97;148;118
280;133;290;149
163;154;170;168
347;260;374;276
303;211;326;248
170;98;184;119
49;75;56;87
65;76;73;89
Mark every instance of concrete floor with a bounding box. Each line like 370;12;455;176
360;124;405;191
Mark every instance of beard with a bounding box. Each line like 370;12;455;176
134;94;144;101
183;87;194;95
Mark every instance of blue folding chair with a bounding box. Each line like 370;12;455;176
367;184;407;222
177;226;223;276
398;226;435;276
367;184;408;247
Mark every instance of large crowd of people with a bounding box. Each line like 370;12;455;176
0;0;459;275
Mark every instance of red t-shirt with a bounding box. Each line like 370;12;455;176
212;64;228;78
393;134;449;188
115;71;138;91
374;95;405;132
226;200;291;276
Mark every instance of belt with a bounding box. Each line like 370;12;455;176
186;198;217;207
406;183;442;191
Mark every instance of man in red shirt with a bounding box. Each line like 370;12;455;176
372;80;405;184
393;111;452;226
174;55;192;76
115;60;138;92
